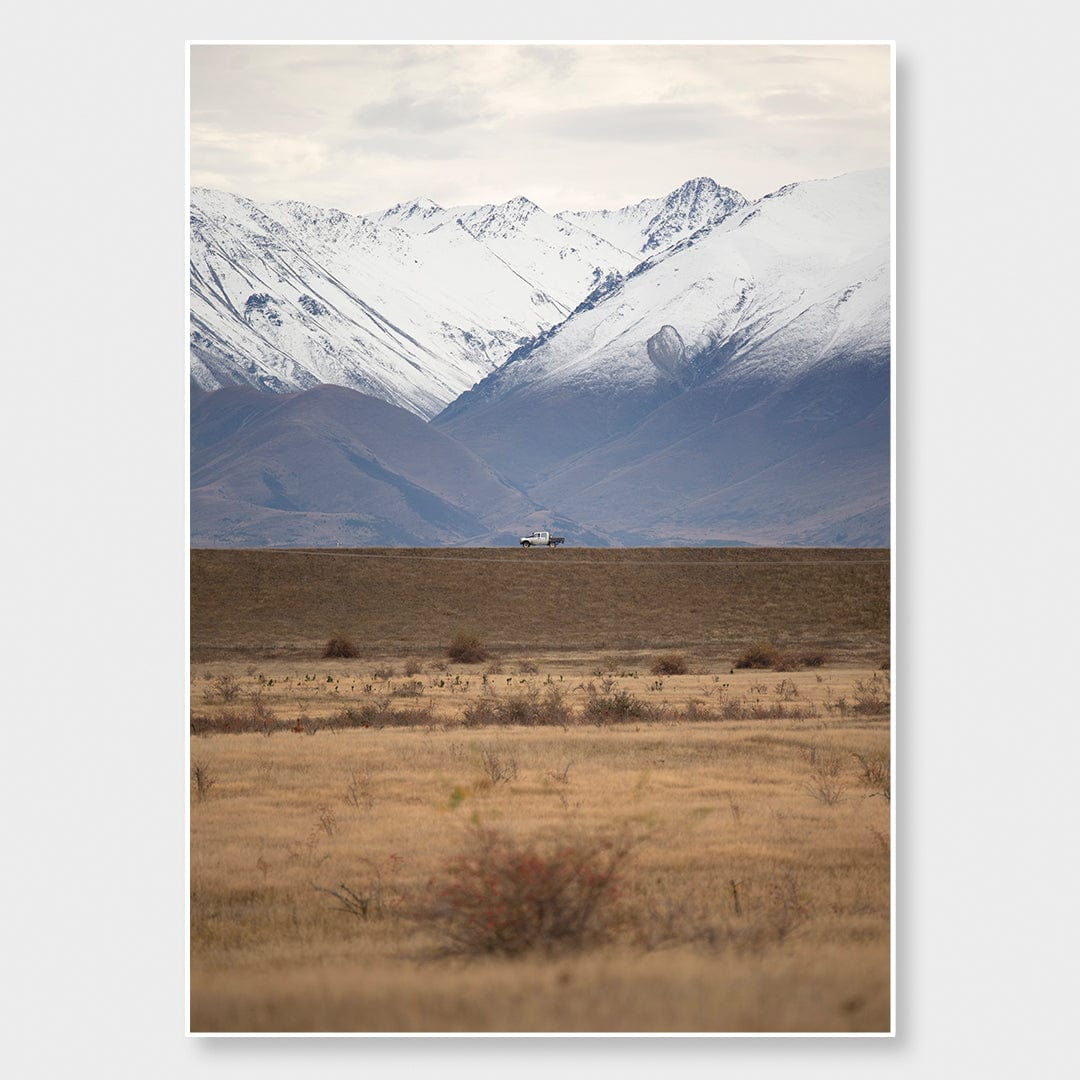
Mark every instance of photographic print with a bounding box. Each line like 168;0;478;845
189;41;892;1034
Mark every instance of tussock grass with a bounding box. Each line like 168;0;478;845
189;662;886;734
190;716;890;1032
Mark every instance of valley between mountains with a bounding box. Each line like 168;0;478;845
190;170;890;547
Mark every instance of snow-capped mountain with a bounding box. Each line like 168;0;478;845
436;170;891;545
191;189;637;417
558;177;748;256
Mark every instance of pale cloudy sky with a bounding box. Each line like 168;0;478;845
190;43;890;214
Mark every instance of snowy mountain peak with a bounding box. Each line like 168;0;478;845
558;177;749;256
504;194;541;213
644;178;748;251
672;176;720;195
384;195;444;214
458;195;545;239
376;196;449;234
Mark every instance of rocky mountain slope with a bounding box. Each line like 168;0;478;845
557;177;748;255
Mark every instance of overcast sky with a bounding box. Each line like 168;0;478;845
190;43;890;215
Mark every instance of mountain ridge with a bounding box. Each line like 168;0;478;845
190;175;758;415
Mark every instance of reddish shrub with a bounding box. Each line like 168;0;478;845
424;826;633;955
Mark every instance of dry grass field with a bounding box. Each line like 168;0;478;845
191;547;890;661
190;548;891;1034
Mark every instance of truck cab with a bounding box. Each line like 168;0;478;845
519;531;564;548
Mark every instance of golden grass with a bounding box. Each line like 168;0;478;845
190;662;890;1033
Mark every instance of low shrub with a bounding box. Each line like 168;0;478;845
323;635;360;659
676;700;716;724
211;673;241;703
191;760;216;801
852;673;891;715
650;653;689;676
852;751;891;800
461;697;498;727
403;657;424;677
479;745;518;784
333;701;434;729
734;641;782;669
424;825;633;956
462;687;572;728
447;632;488;664
191;707;282;736
584;688;658;726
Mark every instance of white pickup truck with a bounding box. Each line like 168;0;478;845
519;530;565;548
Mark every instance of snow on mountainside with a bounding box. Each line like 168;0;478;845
377;194;640;312
436;170;891;545
375;196;448;234
190;186;646;418
558;177;748;256
454;197;640;312
444;170;889;417
190;190;601;418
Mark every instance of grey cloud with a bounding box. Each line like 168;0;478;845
530;102;733;144
756;89;886;118
514;45;579;79
353;92;498;133
757;90;842;116
752;53;854;66
339;130;486;162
